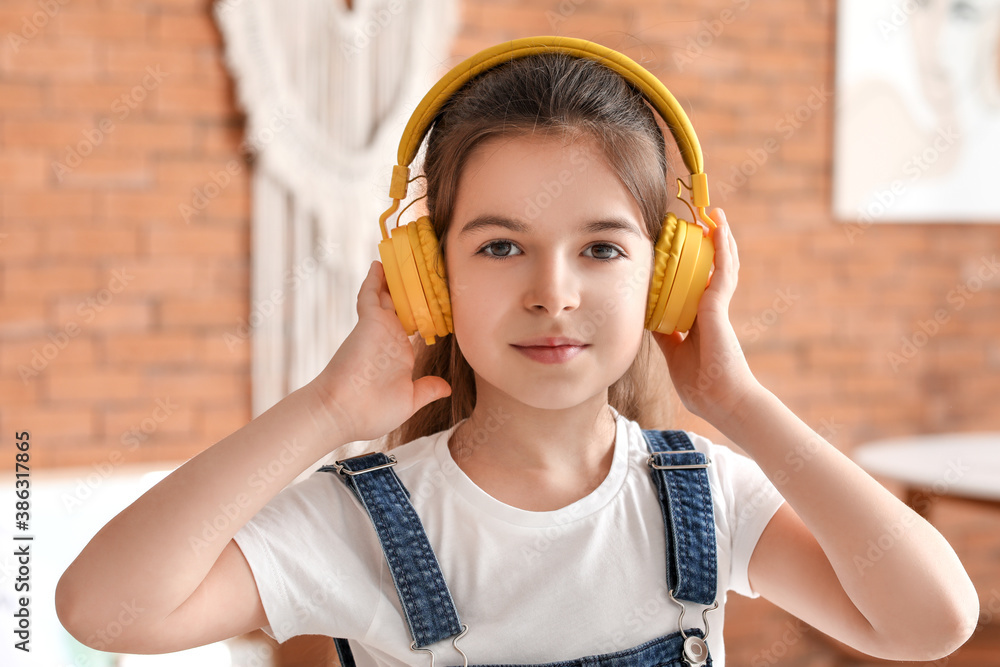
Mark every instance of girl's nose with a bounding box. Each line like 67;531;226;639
523;254;581;315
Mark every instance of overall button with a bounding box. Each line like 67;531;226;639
682;635;708;666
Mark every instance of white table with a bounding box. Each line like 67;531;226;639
853;432;1000;517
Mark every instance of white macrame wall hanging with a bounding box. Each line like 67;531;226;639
214;0;459;429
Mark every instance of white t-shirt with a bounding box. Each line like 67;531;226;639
233;409;786;666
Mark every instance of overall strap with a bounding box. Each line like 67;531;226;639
641;429;718;606
318;452;465;649
333;638;356;667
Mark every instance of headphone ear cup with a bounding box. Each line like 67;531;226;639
411;216;453;339
657;218;706;335
378;227;417;336
375;217;452;346
646;213;686;333
674;231;714;334
391;223;437;345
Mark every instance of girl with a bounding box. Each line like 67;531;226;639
56;44;979;666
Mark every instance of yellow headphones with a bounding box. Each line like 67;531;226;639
377;36;716;346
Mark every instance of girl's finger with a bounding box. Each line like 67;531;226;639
357;261;383;313
727;219;740;273
705;209;737;298
715;208;740;276
368;261;400;312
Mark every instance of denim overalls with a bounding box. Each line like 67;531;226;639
318;429;719;667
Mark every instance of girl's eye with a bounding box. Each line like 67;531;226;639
477;240;522;260
476;241;626;262
585;244;625;261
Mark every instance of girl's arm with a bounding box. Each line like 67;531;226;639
56;383;348;653
721;388;978;660
655;209;979;661
55;261;452;654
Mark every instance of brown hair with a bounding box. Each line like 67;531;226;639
384;50;678;449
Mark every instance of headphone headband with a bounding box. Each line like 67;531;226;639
380;36;711;240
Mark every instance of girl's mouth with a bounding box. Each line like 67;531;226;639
510;344;588;364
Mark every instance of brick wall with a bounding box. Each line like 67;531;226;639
2;0;998;663
1;0;249;468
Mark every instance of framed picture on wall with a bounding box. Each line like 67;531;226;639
833;0;1000;224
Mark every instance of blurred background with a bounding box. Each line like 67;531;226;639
1;0;999;665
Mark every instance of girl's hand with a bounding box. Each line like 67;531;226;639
308;260;452;443
652;208;759;424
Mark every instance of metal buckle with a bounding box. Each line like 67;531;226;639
332;453;398;476
647;451;712;470
668;589;718;667
409;624;469;667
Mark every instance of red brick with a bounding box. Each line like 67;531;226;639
51;297;154;333
101;331;201;366
0;297;47;337
148;224;247;257
102;191;191;221
0;8;33;35
0;223;42;266
0;82;45;111
0;151;47;188
54;9;149;41
47;367;144;402
4;262;100;297
0;374;41;409
152;12;221;47
776;14;833;48
191;54;233;88
547;13;633;42
51;149;144;187
102;119;197;153
57;154;152;189
8;405;94;438
803;344;870;372
1;333;98;378
141;369;246;406
155;81;234;118
50;80;161;114
193;123;248;157
101;396;197;440
160;295;245;327
467;4;564;39
30;437;192;467
40;223;140;257
174;183;250;222
188;256;248;297
102;44;198;81
154;156;246;188
148;0;214;9
202;325;250;367
2;118;96;149
1;41;98;79
97;257;200;295
0;6;64;46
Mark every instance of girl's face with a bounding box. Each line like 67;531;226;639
444;132;655;411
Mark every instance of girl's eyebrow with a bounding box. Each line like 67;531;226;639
458;214;642;238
